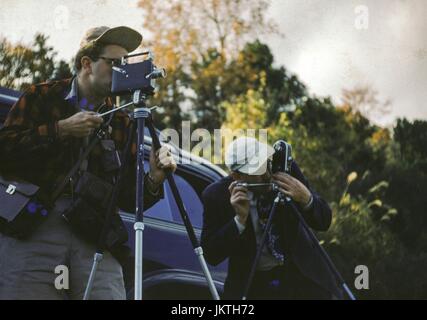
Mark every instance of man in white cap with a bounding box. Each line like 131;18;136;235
201;136;344;299
0;26;176;299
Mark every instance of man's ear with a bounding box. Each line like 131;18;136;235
80;56;92;74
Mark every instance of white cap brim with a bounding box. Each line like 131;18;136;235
225;138;275;176
236;144;275;175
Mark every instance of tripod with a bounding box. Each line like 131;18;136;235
241;190;285;300
241;141;356;301
83;90;220;300
241;191;356;300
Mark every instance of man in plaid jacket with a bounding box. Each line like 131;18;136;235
0;26;176;299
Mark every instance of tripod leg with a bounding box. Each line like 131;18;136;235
145;117;220;300
83;253;104;300
195;247;220;300
241;194;283;300
343;283;356;300
134;110;149;300
288;201;356;300
134;222;145;300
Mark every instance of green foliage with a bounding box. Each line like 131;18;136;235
0;34;72;91
267;98;388;202
320;174;427;299
187;41;307;131
394;118;427;167
147;65;189;131
222;86;268;130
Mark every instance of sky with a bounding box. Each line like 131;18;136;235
0;0;426;126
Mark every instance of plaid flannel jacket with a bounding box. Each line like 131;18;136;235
0;77;162;211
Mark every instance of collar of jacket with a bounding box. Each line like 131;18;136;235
64;76;114;112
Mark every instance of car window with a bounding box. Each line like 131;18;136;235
167;173;205;229
143;161;174;222
131;157;214;229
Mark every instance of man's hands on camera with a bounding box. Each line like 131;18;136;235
272;172;312;206
147;145;177;193
229;181;250;226
58;111;103;138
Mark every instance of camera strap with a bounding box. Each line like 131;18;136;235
51;109;115;203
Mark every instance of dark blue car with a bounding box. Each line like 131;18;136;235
0;86;228;299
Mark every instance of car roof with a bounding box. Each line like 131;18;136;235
0;87;21;123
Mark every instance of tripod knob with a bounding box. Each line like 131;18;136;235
146;68;166;79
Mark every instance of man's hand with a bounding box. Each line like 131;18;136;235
272;172;312;206
148;145;177;187
229;181;250;225
58;111;103;138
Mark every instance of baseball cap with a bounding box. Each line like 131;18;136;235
79;26;142;52
225;137;275;176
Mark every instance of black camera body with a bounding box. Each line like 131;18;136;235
236;182;274;193
272;140;293;174
111;52;166;96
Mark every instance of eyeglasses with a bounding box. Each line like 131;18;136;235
96;56;121;66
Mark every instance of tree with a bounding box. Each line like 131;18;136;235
138;0;278;66
137;0;280;130
341;86;391;124
221;40;307;126
149;39;306;131
393;118;427;167
0;34;72;91
266;95;390;202
319;172;427;299
381;119;427;249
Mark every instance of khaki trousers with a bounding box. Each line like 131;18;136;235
0;196;126;300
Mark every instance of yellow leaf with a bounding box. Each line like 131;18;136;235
347;172;358;184
387;208;398;216
369;199;383;208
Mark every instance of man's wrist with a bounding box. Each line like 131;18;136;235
303;193;314;211
57;119;69;138
234;215;247;234
236;213;249;225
